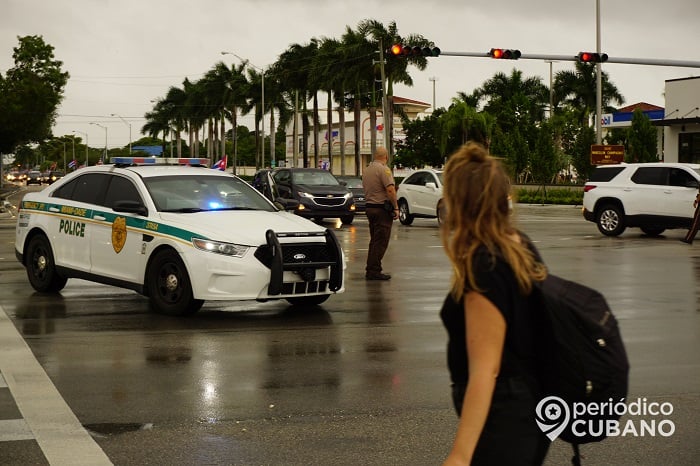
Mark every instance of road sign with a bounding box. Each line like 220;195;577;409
591;144;625;165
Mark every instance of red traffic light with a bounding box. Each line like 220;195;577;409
388;44;440;57
489;48;521;60
578;52;608;63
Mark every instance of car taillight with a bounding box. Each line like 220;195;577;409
583;185;597;192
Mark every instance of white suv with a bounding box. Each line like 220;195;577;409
397;169;444;225
582;163;700;236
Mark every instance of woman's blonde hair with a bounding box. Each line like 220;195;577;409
440;142;546;301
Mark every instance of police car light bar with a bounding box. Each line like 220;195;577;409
110;157;211;166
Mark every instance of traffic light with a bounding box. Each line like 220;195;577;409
388;44;441;57
488;48;521;60
577;52;608;63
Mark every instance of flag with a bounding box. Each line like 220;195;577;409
68;159;77;169
212;156;227;171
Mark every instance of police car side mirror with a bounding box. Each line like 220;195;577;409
425;182;437;190
114;200;148;216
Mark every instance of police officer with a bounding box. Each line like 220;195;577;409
362;147;398;280
681;186;700;244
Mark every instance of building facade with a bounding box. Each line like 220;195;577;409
659;76;700;163
283;96;430;175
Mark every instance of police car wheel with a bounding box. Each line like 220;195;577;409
147;249;203;316
26;235;67;293
341;215;354;225
285;295;330;306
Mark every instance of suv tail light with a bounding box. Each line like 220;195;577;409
583;185;597;192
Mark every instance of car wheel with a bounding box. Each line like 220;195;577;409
341;215;354;225
640;227;665;237
596;204;626;236
436;199;445;226
285;294;330;306
25;235;67;293
399;200;414;225
147;249;203;316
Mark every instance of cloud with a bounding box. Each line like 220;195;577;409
2;0;699;149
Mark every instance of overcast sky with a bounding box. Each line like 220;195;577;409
2;0;699;151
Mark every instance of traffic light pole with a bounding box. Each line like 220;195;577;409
438;51;700;68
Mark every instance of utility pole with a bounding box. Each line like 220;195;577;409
378;40;391;163
595;0;603;144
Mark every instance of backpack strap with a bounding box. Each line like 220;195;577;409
571;443;582;466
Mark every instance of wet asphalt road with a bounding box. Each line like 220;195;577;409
0;188;699;465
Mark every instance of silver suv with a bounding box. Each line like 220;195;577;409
582;163;700;236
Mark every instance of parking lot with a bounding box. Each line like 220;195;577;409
0;196;699;465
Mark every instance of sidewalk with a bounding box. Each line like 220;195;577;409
0;184;20;219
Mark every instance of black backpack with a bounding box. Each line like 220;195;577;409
533;274;630;465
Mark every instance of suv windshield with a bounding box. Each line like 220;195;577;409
145;175;276;212
292;170;340;186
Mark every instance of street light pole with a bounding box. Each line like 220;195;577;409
111;113;132;154
221;51;267;169
72;130;89;167
428;77;438;111
90;122;108;162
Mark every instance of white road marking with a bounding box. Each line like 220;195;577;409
0;305;113;465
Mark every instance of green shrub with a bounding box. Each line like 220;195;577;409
515;187;583;205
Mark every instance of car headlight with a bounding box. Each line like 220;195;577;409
298;191;314;199
192;238;249;258
343;192;352;199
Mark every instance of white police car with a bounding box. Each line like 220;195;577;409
15;157;345;315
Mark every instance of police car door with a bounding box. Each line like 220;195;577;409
89;174;147;283
48;173;99;273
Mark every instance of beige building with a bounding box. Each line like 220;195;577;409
283;96;430;175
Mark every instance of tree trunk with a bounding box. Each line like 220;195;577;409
269;110;275;168
354;98;361;176
293;91;299;168
313;92;319;169
231;106;238;174
327;91;333;172
338;101;346;176
220;112;226;163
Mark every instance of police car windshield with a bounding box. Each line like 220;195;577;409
144;175;276;213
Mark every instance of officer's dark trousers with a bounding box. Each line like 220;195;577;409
365;206;393;276
452;377;551;466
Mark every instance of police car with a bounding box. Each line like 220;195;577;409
15;157;345;315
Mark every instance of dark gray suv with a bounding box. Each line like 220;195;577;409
253;168;356;225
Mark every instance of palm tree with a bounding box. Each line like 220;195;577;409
357;20;433;161
472;69;549;178
212;61;249;173
162;85;188;157
183;78;209;158
553;62;625;126
274;41;317;168
143;100;174;155
339;26;376;174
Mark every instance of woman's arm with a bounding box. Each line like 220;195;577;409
443;291;506;466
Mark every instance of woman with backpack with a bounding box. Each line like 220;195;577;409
440;142;551;465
